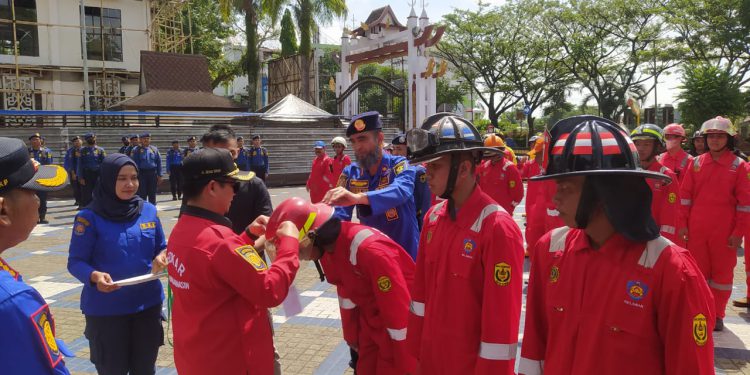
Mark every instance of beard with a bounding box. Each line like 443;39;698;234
356;147;382;171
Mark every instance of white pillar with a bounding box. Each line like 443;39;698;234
406;7;418;129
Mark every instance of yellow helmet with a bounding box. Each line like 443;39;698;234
484;134;506;149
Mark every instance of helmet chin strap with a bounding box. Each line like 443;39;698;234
439;154;461;220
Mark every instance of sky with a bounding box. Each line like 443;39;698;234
315;0;681;113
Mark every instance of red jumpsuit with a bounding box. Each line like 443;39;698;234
307;154;334;203
321;222;416;374
167;207;299;375
332;153;352;182
520;227;715;375
645;161;683;246
477;158;524;215
658;149;693;184
679;151;750;318
521;161;543;253
407;185;524;374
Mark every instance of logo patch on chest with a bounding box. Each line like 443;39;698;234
462;239;476;258
626;280;648;301
668;192;677;203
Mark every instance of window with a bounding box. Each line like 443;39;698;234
0;0;39;56
83;6;122;62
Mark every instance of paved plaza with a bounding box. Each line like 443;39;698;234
6;185;750;374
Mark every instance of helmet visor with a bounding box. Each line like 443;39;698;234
406;128;439;155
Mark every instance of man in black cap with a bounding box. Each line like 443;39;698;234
125;134;139;157
248;135;269;181
236;136;251;171
118;136;130;154
77;133;106;208
131;133;162;205
183;136;199;158
0;137;73;373
28;133;53;224
64;136;83;207
166;140;184;200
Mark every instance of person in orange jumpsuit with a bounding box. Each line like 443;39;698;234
331;136;352;182
266;197;416;374
519;115;715;375
406;113;524;374
679;116;750;330
477;134;524;215
630;124;683;246
658;123;693;184
306;141;334;203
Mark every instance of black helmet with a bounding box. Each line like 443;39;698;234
691;130;704;140
630;123;665;147
406;113;501;164
532;115;669;182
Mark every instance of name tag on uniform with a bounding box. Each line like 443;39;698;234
140;222;156;230
350;179;369;194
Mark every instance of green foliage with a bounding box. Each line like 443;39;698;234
317;45;341;114
280;9;298;57
436;78;466;110
356;64;406;118
677;64;746;129
184;0;236;88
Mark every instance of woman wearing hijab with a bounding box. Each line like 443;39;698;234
68;153;168;375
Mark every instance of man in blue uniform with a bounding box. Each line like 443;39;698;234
323;111;419;259
64;136;82;207
166;140;184;200
391;133;431;231
118;136;130;154
249;135;269;181
28;133;54;224
124;134;139;157
183;136;199;158
236;136;251;171
0;137;73;374
131;133;162;205
77;133;106;208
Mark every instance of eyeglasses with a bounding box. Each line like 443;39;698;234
214;179;240;193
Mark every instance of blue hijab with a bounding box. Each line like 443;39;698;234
88;153;144;222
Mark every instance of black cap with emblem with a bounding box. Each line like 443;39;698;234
0;137;68;194
347;111;382;137
182;148;253;182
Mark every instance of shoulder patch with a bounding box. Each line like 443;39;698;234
494;262;511;286
393;160;407;175
30;305;63;368
377;276;392;292
234;245;267;271
336;174;348;188
668;192;677;204
693;313;708;346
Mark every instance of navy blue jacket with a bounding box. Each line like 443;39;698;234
131;145;162;176
76;145;106;176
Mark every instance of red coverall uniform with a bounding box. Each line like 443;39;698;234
645;161;683;246
167;206;299;375
321;222;416;374
520;227;715;375
658;149;693;184
407;185;524;374
521;161;543;253
332;153;352;182
477;158;524;215
307;154;334;203
679;151;750;318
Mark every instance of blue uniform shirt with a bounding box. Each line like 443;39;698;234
236;147;251;171
334;153;419;258
118;145;129;154
29;147;53;165
67;203;166;316
248;146;269;174
182;147;199;158
413;164;432;230
132;145;162;176
63;147;80;173
0;258;72;374
166;149;183;173
76;145;106;176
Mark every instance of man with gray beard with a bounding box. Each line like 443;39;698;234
323;111;419;259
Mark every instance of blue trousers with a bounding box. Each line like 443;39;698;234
138;169;158;205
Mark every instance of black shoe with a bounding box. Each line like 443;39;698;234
39;219;49;224
714;318;724;332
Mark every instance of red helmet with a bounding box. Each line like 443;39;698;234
266;197;334;242
663;123;687;138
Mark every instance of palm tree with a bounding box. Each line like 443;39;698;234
289;0;346;102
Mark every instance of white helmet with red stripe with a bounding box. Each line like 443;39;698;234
532;115;670;182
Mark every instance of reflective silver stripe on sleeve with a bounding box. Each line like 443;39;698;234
548;226;570;253
660;225;676;235
479;342;517;360
387;328;407;341
737;205;750;213
638;236;671;269
680;199;692;206
428;201;446;223
546;208;559;217
349;229;374;266
708;280;734;291
338;296;357;310
470;204;504;233
518;357;544;375
511;201;520;206
410;301;425;317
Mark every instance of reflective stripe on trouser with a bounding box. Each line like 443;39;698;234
479;342;517;360
687;221;737;318
518;357;543;375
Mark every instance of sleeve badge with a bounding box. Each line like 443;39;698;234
693;313;708;346
30;305;63;368
668;192;677;204
393;161;406;175
234;245;268;271
377;276;392;292
494;262;511;286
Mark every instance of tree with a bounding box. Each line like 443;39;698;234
436;5;522;127
289;0;346;102
546;0;680;121
179;0;236;88
436;78;466;111
665;0;750;86
677;64;745;128
280;9;298;56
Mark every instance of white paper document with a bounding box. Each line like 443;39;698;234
113;272;166;287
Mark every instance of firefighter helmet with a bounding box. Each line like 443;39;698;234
663;123;687;138
407;113;501;164
331;136;347;148
630;123;665;147
484;134;506;149
700;116;736;136
265;197;334;242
